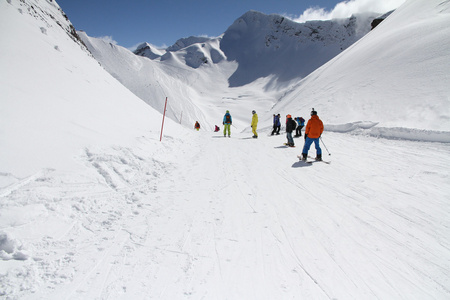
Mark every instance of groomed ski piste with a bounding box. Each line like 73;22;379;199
1;0;450;299
2;127;450;299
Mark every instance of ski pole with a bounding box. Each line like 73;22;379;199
320;137;331;155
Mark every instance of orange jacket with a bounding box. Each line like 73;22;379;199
305;115;324;138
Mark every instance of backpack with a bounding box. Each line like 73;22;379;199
225;114;231;123
291;119;297;130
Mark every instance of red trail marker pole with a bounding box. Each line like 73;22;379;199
160;97;168;142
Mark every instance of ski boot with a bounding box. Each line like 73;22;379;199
315;154;322;161
301;153;307;161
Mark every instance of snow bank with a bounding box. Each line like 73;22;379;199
0;232;28;261
326;122;450;143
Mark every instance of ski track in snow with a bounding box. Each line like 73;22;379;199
1;131;450;299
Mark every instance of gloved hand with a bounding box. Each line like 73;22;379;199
304;134;308;140
223;122;224;125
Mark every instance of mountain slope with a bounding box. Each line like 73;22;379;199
0;0;181;177
80;11;381;131
274;0;450;134
80;32;285;131
221;10;378;87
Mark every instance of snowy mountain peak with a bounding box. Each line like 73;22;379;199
166;36;216;52
134;35;226;69
134;42;165;59
220;10;379;87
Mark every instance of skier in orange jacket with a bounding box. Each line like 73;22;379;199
300;108;324;161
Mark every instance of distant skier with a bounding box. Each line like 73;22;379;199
300;108;324;161
214;125;220;132
294;117;305;137
285;114;297;147
271;114;281;135
194;121;200;131
251;110;258;138
223;110;232;137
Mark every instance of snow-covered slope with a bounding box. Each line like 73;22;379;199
80;11;381;132
274;0;450;135
80;32;284;131
221;10;378;87
79;32;242;130
1;0;450;299
83;1;449;138
0;0;183;177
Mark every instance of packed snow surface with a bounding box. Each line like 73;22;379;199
1;0;450;299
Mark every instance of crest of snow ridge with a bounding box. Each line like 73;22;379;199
6;0;89;53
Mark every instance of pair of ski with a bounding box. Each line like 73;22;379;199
297;155;331;164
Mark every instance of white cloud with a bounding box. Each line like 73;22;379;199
293;0;406;22
96;35;118;45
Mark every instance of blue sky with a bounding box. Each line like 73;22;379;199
56;0;404;50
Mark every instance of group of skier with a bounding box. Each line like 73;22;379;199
195;108;324;161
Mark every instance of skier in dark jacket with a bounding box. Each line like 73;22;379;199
285;114;297;147
271;114;281;135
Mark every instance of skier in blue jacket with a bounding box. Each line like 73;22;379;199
271;114;281;135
